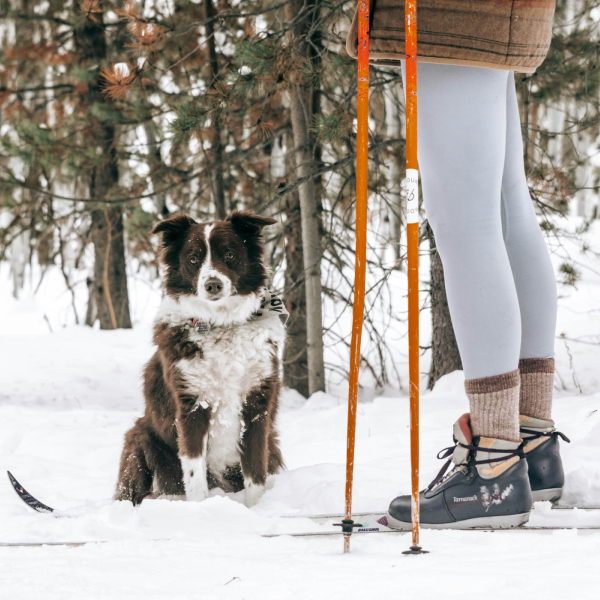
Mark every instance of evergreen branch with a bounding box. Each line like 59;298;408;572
0;171;202;205
0;84;76;94
0;11;72;26
169;0;298;38
263;137;406;209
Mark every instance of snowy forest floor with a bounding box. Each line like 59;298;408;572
1;219;600;599
1;323;599;598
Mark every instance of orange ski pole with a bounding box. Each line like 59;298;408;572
402;0;428;556
338;0;370;554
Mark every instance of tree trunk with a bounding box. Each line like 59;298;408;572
10;230;30;299
285;0;325;396
85;277;98;327
282;186;309;398
308;6;324;222
204;0;227;220
144;122;168;216
263;135;286;264
10;1;42;293
287;86;325;395
90;208;132;329
74;13;132;329
385;84;405;267
427;222;462;389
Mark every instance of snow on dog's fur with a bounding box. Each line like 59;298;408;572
115;211;284;506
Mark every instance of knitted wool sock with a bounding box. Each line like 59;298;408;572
519;358;554;421
465;369;520;442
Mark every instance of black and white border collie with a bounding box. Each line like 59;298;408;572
115;211;284;507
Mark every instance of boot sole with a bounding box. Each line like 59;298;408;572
386;510;531;531
531;488;563;503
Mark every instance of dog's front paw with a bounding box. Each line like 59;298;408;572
180;456;209;502
244;480;265;508
185;480;208;502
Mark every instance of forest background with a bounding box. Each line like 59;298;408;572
1;0;599;399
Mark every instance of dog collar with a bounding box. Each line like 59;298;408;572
249;289;289;324
190;290;289;335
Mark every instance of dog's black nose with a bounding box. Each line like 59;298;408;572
204;278;223;295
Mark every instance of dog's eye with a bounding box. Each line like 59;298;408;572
225;252;235;261
190;257;198;264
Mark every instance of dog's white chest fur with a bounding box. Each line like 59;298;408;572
176;316;283;476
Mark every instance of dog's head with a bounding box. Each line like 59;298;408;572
152;211;277;308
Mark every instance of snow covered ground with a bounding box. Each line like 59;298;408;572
1;219;600;599
1;331;599;600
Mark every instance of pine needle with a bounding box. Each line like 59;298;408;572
115;2;165;51
100;64;141;100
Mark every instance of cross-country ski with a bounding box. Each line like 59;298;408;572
8;469;600;538
4;520;600;548
7;472;54;514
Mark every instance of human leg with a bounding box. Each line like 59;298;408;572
498;78;565;499
500;73;558;421
403;62;520;440
388;63;534;529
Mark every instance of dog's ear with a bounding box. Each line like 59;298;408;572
151;214;196;245
226;211;277;236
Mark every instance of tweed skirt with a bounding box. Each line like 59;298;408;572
346;0;556;73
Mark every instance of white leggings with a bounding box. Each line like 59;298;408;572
401;63;557;380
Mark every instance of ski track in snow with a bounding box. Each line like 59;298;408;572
1;220;600;600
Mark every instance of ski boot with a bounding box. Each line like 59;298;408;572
386;414;533;530
520;415;570;503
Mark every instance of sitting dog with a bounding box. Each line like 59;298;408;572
115;211;286;506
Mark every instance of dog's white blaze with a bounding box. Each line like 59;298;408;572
244;478;265;507
197;223;233;301
197;224;214;294
180;454;209;502
176;316;284;483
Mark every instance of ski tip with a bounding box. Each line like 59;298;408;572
7;471;22;493
7;471;54;513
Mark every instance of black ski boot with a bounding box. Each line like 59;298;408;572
386;414;533;530
520;415;570;503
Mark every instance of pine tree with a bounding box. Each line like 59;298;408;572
3;0;596;392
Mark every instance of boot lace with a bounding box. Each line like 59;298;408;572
426;439;525;492
520;428;570;444
427;428;570;492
